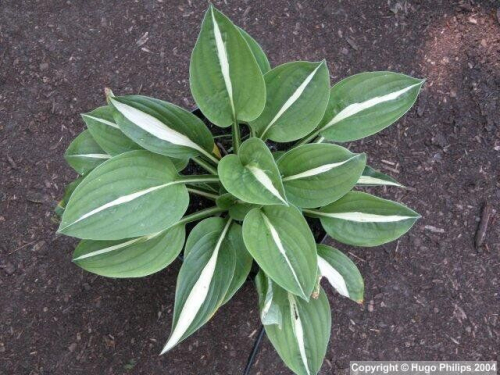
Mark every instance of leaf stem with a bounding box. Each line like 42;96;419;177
177;175;220;185
199;148;220;165
232;117;241;154
193;157;218;175
176;206;226;226
187;187;219;201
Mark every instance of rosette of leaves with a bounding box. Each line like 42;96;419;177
56;5;423;374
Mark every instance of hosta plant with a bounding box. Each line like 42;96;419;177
56;5;423;374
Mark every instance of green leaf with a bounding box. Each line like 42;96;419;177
161;218;236;353
216;193;257;221
315;191;420;247
357;166;403;187
58;150;189;240
317;244;364;303
249;61;330;142
243;205;317;300
259;275;331;375
190;5;266;127
255;271;283;327
277;144;366;208
238;27;271;74
318;72;424;142
65;130;110;175
55;176;84;217
82;106;142;156
218;138;288;206
221;223;253;305
109;95;216;161
72;224;185;278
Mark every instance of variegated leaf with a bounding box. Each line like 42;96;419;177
317;72;424;142
72;224;185;278
243;205;317;300
64;130;110;175
255;271;282;327
59;150;189;240
190;5;266;127
258;276;331;375
82;105;142;156
317;244;364;303
310;191;420;247
277;143;366;208
218;138;288;206
357;166;403;187
110;95;216;162
161;218;236;353
250;61;330;142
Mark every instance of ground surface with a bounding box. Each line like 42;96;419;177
1;0;499;374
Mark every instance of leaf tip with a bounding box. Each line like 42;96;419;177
104;87;114;99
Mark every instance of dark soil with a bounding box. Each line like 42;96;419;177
1;1;499;374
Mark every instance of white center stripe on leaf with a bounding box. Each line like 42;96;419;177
247;166;288;205
82;114;119;129
261;63;323;139
320;212;416;223
161;220;232;354
323;82;422;130
73;232;161;261
262;214;304;297
60;182;178;231
317;256;349;298
211;8;235;116
287;294;310;375
70;154;111;159
110;98;204;153
282;155;357;182
73;238;143;261
357;176;401;186
261;279;274;319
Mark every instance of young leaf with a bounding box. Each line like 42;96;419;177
238;27;271;74
218;138;288;206
59;150;189;240
55;176;84;217
64;130;110;175
249;61;330;142
357;166;403;187
243;205;317;300
315;191;420;247
317;244;364;303
190;5;266;127
82;106;142;156
318;72;424;142
109;95;216;161
255;271;283;327
260;279;331;375
72;224;185;278
277;143;366;208
161;218;236;353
